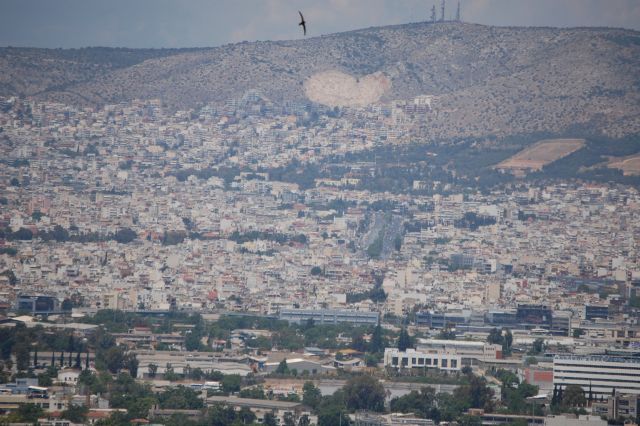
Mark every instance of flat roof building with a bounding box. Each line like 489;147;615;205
279;309;379;326
553;355;640;398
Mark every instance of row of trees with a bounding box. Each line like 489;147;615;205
0;225;137;244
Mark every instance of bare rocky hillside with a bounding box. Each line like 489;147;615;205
2;22;639;137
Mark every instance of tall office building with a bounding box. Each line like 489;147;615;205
554;355;640;398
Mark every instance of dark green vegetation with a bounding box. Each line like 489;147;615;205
486;328;514;356
0;225;138;244
531;134;640;186
0;310;554;425
389;373;498;423
264;133;640;193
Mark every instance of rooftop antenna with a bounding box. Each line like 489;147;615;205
431;4;437;23
440;0;445;22
456;1;461;22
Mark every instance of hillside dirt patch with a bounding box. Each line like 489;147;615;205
304;70;391;107
496;138;585;175
607;155;640;175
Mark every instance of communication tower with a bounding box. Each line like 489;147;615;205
456;1;461;22
440;0;445;22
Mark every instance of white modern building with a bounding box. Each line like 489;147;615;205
553;355;640;398
416;339;503;363
384;348;462;371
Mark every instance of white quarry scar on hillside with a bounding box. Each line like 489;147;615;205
304;70;391;107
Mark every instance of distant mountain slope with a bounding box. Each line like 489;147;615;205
0;46;205;101
1;22;639;138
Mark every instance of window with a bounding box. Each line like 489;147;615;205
426;358;432;365
418;358;424;365
442;359;448;368
401;358;408;367
412;358;416;365
451;359;457;368
433;359;438;366
392;357;398;366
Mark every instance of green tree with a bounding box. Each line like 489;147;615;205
459;415;482;426
303;381;322;410
238;406;256;423
502;328;513;355
62;299;73;311
163;366;179;382
394;235;403;251
102;346;125;373
530;338;545;355
276;358;291;375
453;375;494;411
125;353;139;378
264;412;278;426
114;228;137;244
310;266;323;276
562;385;586;408
298;414;311;426
184;331;201;351
38;372;53;387
148;363;158;378
370;323;385;354
16;403;44;423
158;386;204;409
390;387;437;418
343;375;385;412
221;374;241;393
13;227;32;240
239;385;266;399
487;328;503;345
397;327;412;351
14;343;30;371
61;404;89;423
283;412;296;426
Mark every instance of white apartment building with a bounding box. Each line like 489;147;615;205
553;355;640;398
384;348;462;371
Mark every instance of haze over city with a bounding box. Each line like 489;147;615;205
0;1;639;426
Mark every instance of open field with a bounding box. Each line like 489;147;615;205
496;138;585;174
607;154;640;175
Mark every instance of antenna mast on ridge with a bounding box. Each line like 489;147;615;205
456;1;461;22
440;0;446;22
431;4;437;23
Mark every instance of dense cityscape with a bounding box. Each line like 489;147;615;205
1;3;640;426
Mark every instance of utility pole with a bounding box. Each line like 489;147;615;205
456;1;461;22
440;0;445;22
431;4;437;23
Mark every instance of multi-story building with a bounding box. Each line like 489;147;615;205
383;348;462;372
584;305;609;320
516;304;552;327
16;295;59;314
591;393;639;421
279;309;379;326
553;355;640;398
415;310;470;329
415;339;502;365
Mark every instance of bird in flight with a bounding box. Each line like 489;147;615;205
298;11;306;36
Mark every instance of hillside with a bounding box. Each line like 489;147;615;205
1;22;639;139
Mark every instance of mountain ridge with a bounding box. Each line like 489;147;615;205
1;21;639;139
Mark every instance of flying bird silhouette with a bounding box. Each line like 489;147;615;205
298;11;306;36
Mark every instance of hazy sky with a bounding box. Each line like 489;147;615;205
1;0;639;48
